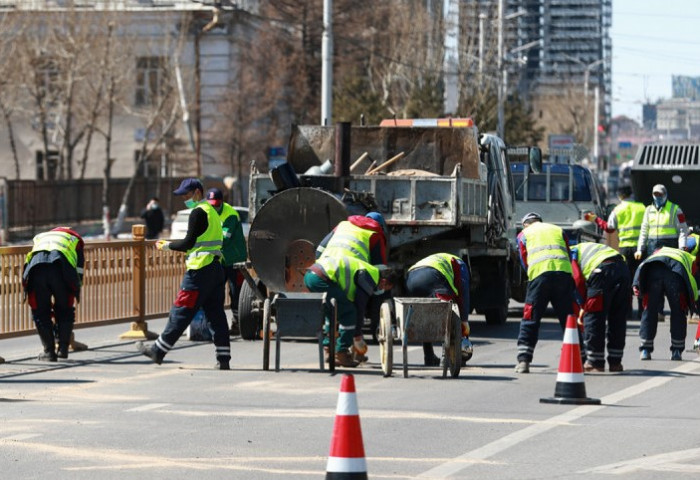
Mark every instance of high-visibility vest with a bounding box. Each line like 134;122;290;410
575;242;622;279
408;253;459;295
185;202;223;270
646;201;680;243
316;254;379;302
648;247;698;300
522;222;571;281
218;203;245;265
614;200;646;247
320;221;372;262
26;230;80;269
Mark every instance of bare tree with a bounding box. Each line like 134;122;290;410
0;13;23;179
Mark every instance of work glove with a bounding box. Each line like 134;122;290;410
461;321;470;337
353;336;368;355
577;307;584;327
583;211;597;222
156;240;171;251
634;251;642;261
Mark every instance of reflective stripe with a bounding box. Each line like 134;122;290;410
523;222;571;280
185;202;224;270
27;230;80;269
614;200;645;247
647;202;679;239
320;221;372;263
576;242;620;278
647;247;698;300
408;253;459;295
316;254;379;302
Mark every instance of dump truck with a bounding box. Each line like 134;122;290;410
237;119;541;340
630;143;700;229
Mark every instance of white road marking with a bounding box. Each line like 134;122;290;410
418;359;700;478
1;433;41;441
581;447;700;474
126;403;171;412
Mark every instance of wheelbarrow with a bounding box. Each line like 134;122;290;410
378;297;461;378
261;292;337;373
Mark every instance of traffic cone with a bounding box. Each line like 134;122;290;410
693;320;700;352
326;374;368;479
540;314;600;405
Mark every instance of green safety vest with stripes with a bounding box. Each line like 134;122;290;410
522;222;572;281
320;221;372;262
26;230;80;270
574;242;622;279
186;202;223;270
648;247;698;301
218;203;246;266
614;200;646;248
408;253;459;295
316;254;379;302
646;201;680;243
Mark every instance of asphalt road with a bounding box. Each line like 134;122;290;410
2;308;700;480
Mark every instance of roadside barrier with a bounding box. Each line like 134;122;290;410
540;314;600;405
0;225;184;339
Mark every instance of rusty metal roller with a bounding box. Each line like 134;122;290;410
247;187;348;293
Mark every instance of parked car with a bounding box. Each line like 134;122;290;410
170;206;249;240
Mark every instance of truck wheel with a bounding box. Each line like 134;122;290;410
238;280;263;340
484;306;508;325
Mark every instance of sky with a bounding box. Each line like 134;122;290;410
612;0;700;122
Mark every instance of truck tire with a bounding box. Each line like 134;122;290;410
238;280;263;340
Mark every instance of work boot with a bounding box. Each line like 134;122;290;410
38;350;57;362
608;363;624;372
583;361;605;373
640;349;651;361
424;353;440;367
135;341;164;365
670;349;682;361
56;345;69;359
514;361;530;373
334;350;359;368
216;359;231;370
229;321;240;337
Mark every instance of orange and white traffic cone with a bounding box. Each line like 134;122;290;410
693;321;700;352
326;374;368;479
540;314;600;405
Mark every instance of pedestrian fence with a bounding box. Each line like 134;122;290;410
0;225;185;339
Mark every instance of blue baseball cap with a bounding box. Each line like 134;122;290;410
173;178;204;195
366;211;388;232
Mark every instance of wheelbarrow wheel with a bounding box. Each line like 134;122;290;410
443;312;462;378
378;300;394;377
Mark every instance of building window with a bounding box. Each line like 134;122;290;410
135;56;166;106
134;150;161;178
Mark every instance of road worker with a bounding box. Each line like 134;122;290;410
316;211;389;362
571;242;630;372
304;255;395;368
514;212;575;374
205;188;247;336
584;185;645;317
404;253;473;367
136;178;231;369
635;184;688;259
22;227;84;361
633;234;700;361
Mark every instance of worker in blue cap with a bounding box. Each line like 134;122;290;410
315;211;389;364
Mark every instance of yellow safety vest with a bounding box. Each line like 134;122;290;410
320;221;372;262
408;253;459;295
26;230;80;269
614;200;646;247
646;201;680;243
317;254;379;302
648;247;698;300
575;242;622;279
523;222;572;281
186;202;223;270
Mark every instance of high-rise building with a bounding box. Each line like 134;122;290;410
506;0;612;123
672;75;700;100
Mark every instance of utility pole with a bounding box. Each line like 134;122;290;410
594;86;600;168
478;12;486;86
497;0;504;139
321;0;332;126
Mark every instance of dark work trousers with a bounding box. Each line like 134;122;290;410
645;237;678;257
405;267;454;361
224;265;243;322
639;262;688;353
517;271;575;363
582;258;631;368
153;260;230;362
619;246;643;318
26;262;75;353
